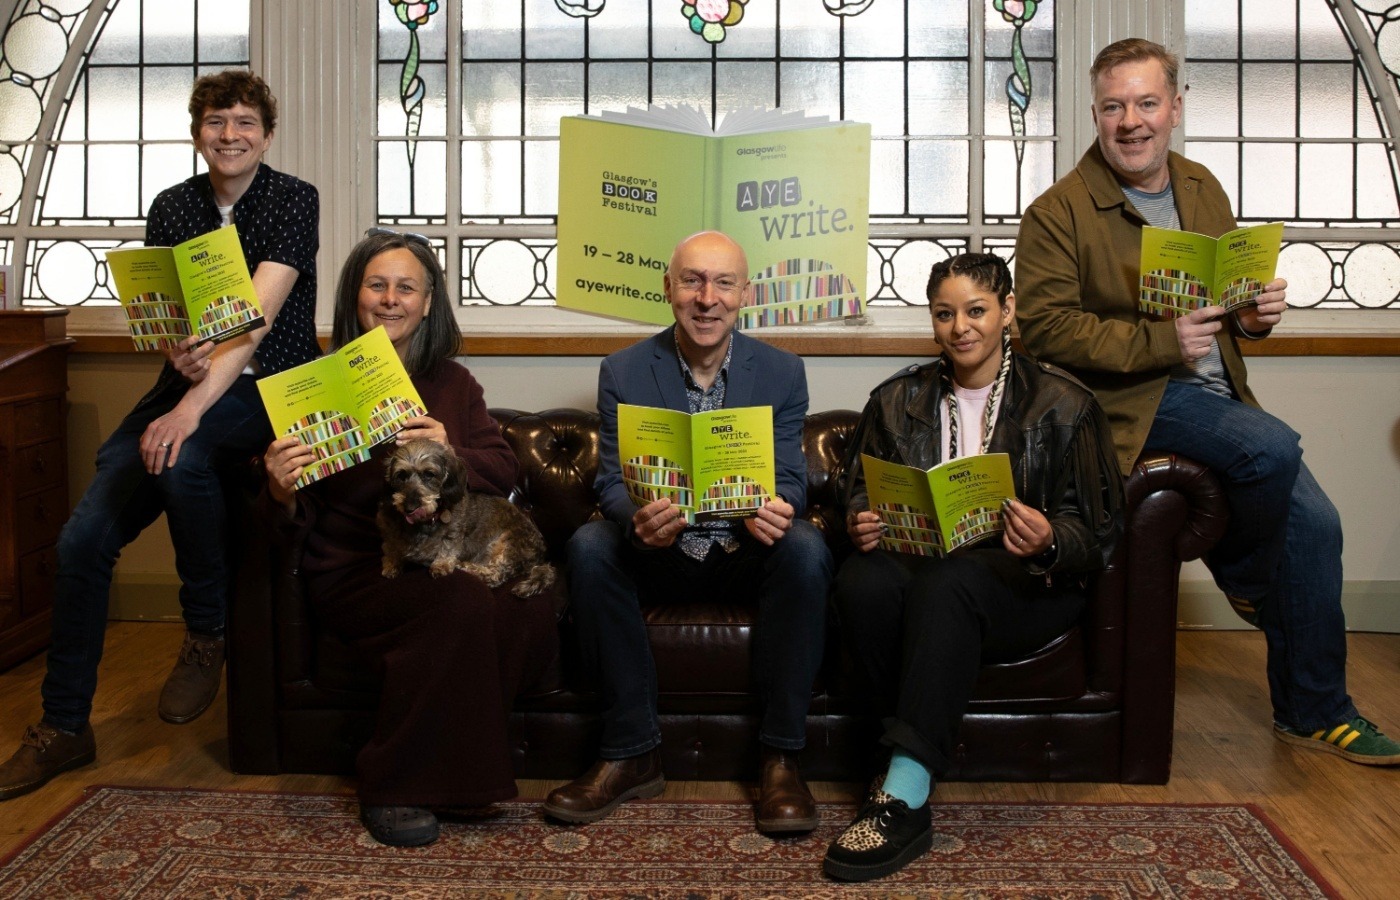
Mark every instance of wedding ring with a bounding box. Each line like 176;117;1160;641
160;441;172;448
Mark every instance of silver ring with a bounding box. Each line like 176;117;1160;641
160;441;172;448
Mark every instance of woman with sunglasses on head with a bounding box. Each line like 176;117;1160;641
262;230;559;847
823;253;1123;882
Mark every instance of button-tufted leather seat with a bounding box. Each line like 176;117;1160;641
226;409;1227;785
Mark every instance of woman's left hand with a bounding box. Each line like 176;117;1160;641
395;415;448;447
1002;497;1053;557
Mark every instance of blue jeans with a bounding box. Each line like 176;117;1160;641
41;372;272;731
1144;380;1354;732
567;518;832;757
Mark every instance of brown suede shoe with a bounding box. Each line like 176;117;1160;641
0;722;97;802
756;746;819;833
158;631;226;724
542;748;664;824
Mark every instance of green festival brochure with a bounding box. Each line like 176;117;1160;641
256;327;426;487
860;452;1016;557
557;105;871;329
105;224;265;350
1138;221;1284;319
618;403;776;524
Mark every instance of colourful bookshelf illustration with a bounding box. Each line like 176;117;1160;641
740;258;862;329
861;452;1015;557
1137;222;1282;319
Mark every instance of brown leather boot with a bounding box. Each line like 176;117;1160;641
0;722;96;802
542;748;664;824
756;745;819;833
158;631;225;724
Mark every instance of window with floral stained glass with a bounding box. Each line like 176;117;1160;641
373;0;1058;321
1184;0;1400;310
0;0;251;320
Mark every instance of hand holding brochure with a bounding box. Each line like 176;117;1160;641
618;404;775;524
105;224;265;350
1138;222;1284;319
256;327;426;487
861;452;1015;556
557;104;870;329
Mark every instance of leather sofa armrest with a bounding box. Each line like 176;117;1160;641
1116;451;1229;783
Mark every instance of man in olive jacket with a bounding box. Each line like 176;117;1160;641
1015;38;1398;766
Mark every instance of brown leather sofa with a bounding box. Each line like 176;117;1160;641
226;407;1226;785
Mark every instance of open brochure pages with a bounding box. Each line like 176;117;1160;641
1138;222;1284;319
557;104;870;329
618;403;775;524
256;327;425;487
861;452;1015;556
106;224;265;350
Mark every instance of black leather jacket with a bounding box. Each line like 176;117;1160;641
841;352;1123;577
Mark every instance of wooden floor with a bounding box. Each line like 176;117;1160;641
2;622;1397;896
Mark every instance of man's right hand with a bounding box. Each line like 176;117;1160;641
633;497;685;549
1174;305;1227;361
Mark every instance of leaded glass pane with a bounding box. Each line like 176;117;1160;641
845;62;907;137
1185;0;1238;59
910;61;970;136
1298;63;1354;138
1241;0;1296;60
1185;62;1240;137
523;141;559;215
463;63;525;136
1356;144;1400;219
524;63;586;135
778;1;840;57
461;237;556;306
715;62;778;111
1299;0;1353;59
982;61;1054;136
778;61;841;118
1241;142;1298;220
1299;144;1355;221
86;144;140;219
586;62;649;112
843;3;907;58
910;0;969;56
1241;63;1296;138
525;0;585;59
462;141;523;216
380;140;448;222
984;138;1054;221
908;141;969;217
716;3;776;58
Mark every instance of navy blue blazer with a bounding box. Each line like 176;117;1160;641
594;326;810;530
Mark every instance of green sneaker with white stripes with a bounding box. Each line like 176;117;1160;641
1274;716;1400;766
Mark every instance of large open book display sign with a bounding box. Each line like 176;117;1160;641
557;105;871;328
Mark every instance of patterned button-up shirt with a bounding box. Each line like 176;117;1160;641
674;331;741;560
145;163;320;376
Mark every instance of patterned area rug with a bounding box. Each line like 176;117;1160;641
0;786;1337;898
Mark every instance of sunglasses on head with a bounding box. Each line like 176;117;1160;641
364;226;431;246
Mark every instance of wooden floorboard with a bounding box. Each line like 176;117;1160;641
2;622;1396;896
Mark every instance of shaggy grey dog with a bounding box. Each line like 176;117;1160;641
377;438;556;597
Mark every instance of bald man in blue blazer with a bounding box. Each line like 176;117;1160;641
544;231;832;833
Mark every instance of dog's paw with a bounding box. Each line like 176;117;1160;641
381;561;402;579
461;562;506;587
429;559;456;578
511;562;557;598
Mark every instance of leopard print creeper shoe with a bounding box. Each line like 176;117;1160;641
822;788;933;883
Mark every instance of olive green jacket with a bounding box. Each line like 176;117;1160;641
1015;142;1267;476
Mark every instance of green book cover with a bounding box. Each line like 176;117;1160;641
105;224;265;350
618;403;775;524
256;327;426;487
861;452;1015;556
1138;221;1284;319
556;105;870;328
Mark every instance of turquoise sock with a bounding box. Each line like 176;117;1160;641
881;749;932;808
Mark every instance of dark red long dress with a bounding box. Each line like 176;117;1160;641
296;360;558;807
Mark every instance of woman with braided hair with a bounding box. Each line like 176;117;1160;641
824;253;1124;882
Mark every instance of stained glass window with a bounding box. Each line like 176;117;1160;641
1185;0;1400;309
374;0;1057;313
1;0;249;311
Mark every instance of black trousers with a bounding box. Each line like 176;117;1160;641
833;548;1086;777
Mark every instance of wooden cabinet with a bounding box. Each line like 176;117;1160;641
0;310;73;671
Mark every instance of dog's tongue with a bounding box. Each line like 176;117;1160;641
404;507;433;525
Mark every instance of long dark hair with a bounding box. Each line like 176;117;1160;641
329;232;462;377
